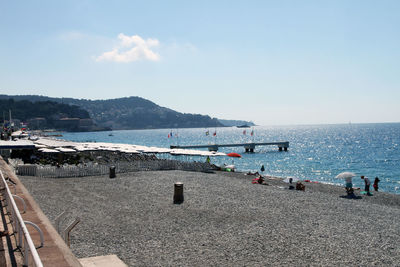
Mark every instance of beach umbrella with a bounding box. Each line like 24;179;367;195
227;152;242;158
335;172;356;179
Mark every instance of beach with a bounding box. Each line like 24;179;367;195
19;170;400;266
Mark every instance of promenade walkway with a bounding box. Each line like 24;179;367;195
0;157;82;266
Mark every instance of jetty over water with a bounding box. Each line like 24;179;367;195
171;141;289;152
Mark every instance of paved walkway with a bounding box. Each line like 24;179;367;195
0;157;82;267
79;255;128;267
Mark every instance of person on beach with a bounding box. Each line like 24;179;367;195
252;175;268;185
296;181;305;191
206;156;211;164
373;177;380;191
361;176;371;195
288;178;295;190
345;176;354;196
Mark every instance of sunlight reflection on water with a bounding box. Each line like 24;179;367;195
62;123;400;194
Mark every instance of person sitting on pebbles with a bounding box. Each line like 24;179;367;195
252;175;268;185
246;171;259;176
296;181;305;191
345;176;354;196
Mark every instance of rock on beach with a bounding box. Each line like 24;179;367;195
20;170;400;266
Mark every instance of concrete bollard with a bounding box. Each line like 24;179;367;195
109;166;116;178
173;182;184;204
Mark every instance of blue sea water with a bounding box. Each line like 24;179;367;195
61;123;400;194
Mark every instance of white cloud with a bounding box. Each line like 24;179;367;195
96;33;160;63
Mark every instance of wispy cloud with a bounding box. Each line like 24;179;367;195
96;33;160;63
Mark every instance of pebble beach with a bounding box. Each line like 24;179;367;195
20;170;400;266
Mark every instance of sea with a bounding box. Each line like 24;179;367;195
61;123;400;194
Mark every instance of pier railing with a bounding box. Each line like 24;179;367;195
15;159;214;178
0;170;44;267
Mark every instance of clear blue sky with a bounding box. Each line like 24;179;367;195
1;0;399;125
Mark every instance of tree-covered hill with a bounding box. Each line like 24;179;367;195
0;98;89;122
0;95;224;130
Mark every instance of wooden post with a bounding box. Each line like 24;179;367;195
173;182;184;204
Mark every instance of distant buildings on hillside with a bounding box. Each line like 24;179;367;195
27;117;98;131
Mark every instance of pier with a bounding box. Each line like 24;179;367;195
170;141;289;152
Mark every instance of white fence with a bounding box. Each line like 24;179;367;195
16;159;214;178
0;170;44;267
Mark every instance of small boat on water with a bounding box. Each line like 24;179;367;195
236;125;250;128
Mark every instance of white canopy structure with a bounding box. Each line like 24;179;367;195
27;137;226;157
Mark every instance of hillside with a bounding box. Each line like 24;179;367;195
0;98;89;120
0;98;92;130
0;95;224;130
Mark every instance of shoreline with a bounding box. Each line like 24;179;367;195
234;171;400;208
3;135;399;195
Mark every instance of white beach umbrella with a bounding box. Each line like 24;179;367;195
39;148;60;153
34;144;47;148
55;147;76;153
335;172;356;179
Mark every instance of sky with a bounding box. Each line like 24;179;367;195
1;0;399;126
